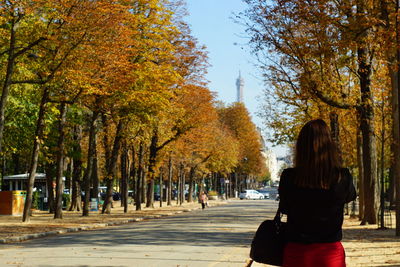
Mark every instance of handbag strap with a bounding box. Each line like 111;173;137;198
273;208;282;222
273;208;284;233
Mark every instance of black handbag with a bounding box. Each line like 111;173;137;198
249;209;287;266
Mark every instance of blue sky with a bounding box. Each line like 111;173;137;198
184;0;287;157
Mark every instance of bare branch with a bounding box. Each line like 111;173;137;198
10;79;46;85
310;82;358;109
13;37;47;58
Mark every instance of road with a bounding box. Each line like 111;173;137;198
0;199;278;267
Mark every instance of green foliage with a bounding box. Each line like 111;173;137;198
32;191;40;210
260;172;271;184
62;193;71;209
4;84;39;157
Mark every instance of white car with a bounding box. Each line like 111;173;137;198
239;190;264;200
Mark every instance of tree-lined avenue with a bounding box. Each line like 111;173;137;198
0;200;277;267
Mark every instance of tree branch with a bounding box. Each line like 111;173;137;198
10;79;46;85
13;37;47;58
310;82;358;109
157;126;194;152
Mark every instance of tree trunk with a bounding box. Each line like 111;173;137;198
234;172;238;198
135;142;144;211
65;159;72;196
146;131;158;208
167;155;172;206
22;88;49;222
188;167;195;202
180;165;185;205
379;107;386;229
146;180;155;208
1;157;5;190
359;113;378;225
100;113;111;211
230;174;234;198
120;146;124;208
159;168;163;207
330;112;348;213
358;44;378;225
216;173;221;194
356;128;364;220
102;120;123;214
387;167;395;207
91;134;99;203
121;141;128;213
329;112;341;155
45;163;55;214
176;165;181;205
141;168;146;204
82;111;98;216
130;147;136;202
69;125;83;211
54;102;67;219
69;160;82;212
101;114;111;176
225;175;228;200
103;178;113;214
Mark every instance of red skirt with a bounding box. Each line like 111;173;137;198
283;241;346;267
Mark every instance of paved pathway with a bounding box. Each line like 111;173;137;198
0;200;278;267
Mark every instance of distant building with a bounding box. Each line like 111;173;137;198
3;173;47;192
262;149;279;182
2;173;66;198
257;127;279;183
277;155;292;166
236;71;244;103
277;155;292;173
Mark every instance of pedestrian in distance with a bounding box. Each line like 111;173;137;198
199;191;208;210
278;119;356;267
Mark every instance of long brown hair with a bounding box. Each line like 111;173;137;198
294;119;341;189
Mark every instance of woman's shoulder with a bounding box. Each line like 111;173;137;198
339;167;352;179
336;167;353;186
279;168;296;186
282;167;296;174
339;167;351;173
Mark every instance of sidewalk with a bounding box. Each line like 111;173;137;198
251;213;400;267
341;214;400;267
0;200;224;243
0;202;399;266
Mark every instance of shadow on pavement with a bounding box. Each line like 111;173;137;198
11;200;278;249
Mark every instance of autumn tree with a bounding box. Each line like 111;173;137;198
19;0;133;221
242;0;384;224
129;1;210;208
218;102;265;191
166;86;226;202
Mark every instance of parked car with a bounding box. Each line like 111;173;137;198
257;187;279;200
239;189;264;200
257;189;270;199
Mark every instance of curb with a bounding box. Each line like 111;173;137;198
0;204;225;244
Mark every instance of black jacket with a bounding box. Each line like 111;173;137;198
278;168;356;243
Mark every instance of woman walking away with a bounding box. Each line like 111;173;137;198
199;191;208;209
279;119;356;267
